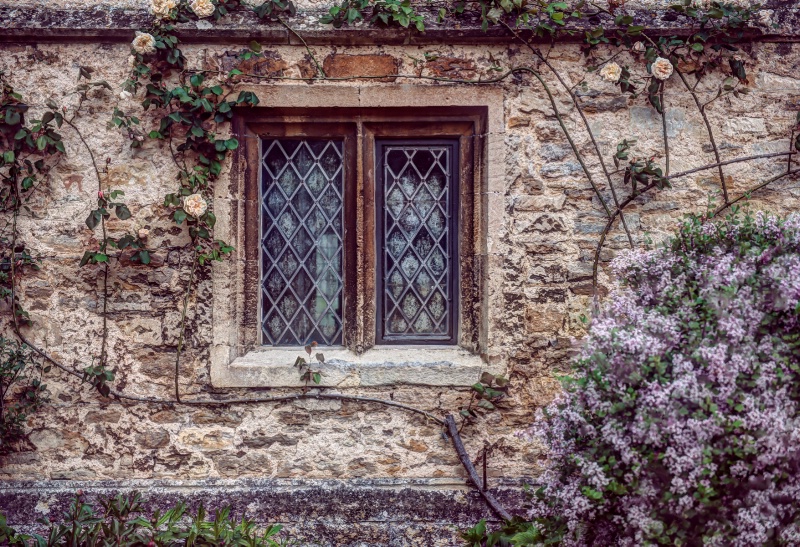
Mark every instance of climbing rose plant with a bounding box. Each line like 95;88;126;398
521;210;800;546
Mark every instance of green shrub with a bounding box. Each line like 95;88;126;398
0;492;291;546
0;337;47;454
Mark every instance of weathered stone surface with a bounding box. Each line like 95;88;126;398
322;54;398;80
1;15;800;542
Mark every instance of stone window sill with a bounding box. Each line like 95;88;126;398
212;346;500;388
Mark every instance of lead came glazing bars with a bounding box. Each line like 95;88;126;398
376;140;459;344
260;139;344;346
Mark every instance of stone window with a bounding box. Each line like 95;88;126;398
212;87;506;388
260;135;461;347
241;111;480;354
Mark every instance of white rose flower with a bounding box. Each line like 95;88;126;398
651;57;674;81
241;0;267;6
119;90;133;101
632;41;646;53
138;228;150;240
757;9;774;27
600;62;622;83
151;0;177;19
184;193;208;218
131;31;157;55
190;0;216;18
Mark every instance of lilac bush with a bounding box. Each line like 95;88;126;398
525;210;800;546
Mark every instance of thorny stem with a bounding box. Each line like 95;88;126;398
525;68;613;218
446;415;512;521
592;180;660;295
500;22;633;248
174;246;199;404
63;115;109;368
676;70;728;202
713;168;800;217
278;18;327;79
591;151;800;294
660;82;670;177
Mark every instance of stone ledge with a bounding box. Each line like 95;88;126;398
213;346;500;387
0;478;529;546
1;4;798;44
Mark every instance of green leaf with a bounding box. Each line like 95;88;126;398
190;73;204;88
225;138;238;150
5;109;21;125
115;204;132;220
86;210;101;230
174;209;188;224
312;372;322;384
249;40;262;53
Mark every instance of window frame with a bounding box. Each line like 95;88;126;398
237;107;483;355
374;137;460;346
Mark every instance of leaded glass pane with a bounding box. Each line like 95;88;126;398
379;142;456;341
261;139;344;346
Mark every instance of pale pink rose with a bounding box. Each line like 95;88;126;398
151;0;177;19
184;193;208;217
189;0;216;18
600;62;622;83
651;57;674;81
131;32;157;55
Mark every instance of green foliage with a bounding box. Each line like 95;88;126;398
320;0;423;30
0;492;291;546
81;364;115;399
0;73;63;324
0;337;48;454
460;518;541;547
294;342;324;387
460;371;508;422
80;189;149;267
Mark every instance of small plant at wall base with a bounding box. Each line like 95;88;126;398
498;210;800;546
0;492;291;546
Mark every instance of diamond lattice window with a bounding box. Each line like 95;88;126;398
376;141;458;344
260;139;344;346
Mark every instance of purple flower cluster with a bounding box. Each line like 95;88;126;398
523;212;800;546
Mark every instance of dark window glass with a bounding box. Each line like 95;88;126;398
261;139;344;346
376;140;458;344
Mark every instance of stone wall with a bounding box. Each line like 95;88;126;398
1;1;799;543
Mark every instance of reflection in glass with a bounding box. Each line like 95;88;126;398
381;144;452;338
261;139;344;346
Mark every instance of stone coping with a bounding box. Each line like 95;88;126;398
212;346;502;388
1;4;798;44
0;477;531;526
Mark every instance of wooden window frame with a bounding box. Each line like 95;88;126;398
236;107;485;355
374;138;460;345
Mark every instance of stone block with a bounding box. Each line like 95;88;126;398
137;429;170;449
322;54;398;81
